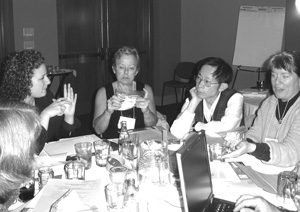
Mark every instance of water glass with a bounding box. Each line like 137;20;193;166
105;183;127;211
122;134;139;160
109;166;128;183
209;143;226;162
74;142;92;170
93;140;110;167
64;161;85;180
277;171;297;199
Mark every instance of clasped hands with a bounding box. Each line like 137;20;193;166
107;88;150;114
44;84;77;118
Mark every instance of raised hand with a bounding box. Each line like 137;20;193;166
62;84;77;117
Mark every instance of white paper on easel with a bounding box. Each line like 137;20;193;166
232;6;285;67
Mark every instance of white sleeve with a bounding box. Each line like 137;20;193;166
195;93;244;133
170;98;195;139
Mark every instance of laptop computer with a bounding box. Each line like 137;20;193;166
176;130;235;212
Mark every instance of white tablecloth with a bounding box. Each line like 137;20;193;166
244;96;266;116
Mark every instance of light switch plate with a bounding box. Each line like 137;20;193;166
23;41;35;49
23;28;34;36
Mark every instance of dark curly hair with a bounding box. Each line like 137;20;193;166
0;50;45;101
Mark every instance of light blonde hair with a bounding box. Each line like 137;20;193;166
0;101;41;208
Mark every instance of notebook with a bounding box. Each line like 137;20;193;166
176;130;235;212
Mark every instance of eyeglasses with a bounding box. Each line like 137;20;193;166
195;76;219;87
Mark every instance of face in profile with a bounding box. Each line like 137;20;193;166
195;65;222;102
271;68;300;102
30;64;51;98
113;54;139;85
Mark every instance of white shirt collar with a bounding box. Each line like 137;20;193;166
203;92;221;122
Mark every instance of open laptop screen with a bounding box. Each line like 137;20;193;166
176;130;213;212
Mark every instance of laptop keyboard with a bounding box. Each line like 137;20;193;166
213;202;234;212
210;199;235;212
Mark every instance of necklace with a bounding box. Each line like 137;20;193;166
277;100;289;124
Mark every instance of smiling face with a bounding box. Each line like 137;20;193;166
113;54;139;85
271;68;300;102
195;65;224;104
30;64;51;98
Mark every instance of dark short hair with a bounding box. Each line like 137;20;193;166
268;51;300;78
0;50;45;101
111;46;140;70
194;57;233;84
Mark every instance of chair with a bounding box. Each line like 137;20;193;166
161;62;195;106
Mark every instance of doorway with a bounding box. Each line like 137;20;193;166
57;0;153;115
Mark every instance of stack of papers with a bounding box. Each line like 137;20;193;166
239;88;268;98
44;134;100;156
28;179;104;212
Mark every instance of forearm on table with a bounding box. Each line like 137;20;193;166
205;116;241;133
143;109;158;126
170;110;194;139
93;109;112;134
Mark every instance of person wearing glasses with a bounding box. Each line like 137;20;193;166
93;46;158;139
170;57;243;139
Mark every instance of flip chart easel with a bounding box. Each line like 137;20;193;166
231;6;285;88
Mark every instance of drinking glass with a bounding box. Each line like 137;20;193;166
122;134;139;170
93;140;110;167
208;143;226;162
105;183;127;211
74;142;92;170
109;166;128;183
122;134;139;160
64;161;85;180
277;171;297;201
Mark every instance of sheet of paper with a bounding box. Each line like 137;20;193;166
210;161;240;182
44;134;100;156
34;153;67;169
29;178;104;212
225;154;295;175
242;93;267;98
130;127;177;141
235;163;278;194
213;180;264;202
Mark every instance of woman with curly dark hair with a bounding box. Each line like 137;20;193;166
0;50;80;154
